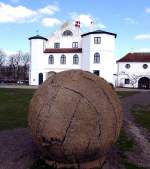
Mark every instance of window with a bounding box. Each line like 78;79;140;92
48;55;54;64
125;79;130;84
94;53;100;63
125;64;130;69
73;54;79;64
60;55;66;64
63;30;73;36
72;42;78;48
94;37;101;44
54;43;60;48
143;64;148;69
93;70;100;76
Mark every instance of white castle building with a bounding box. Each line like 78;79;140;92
116;52;150;89
29;23;117;85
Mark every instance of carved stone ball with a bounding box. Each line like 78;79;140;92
28;70;123;169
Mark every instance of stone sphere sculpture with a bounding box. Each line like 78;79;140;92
28;70;123;169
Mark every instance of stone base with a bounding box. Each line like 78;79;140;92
45;156;106;169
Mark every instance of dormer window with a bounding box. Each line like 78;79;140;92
63;30;73;36
54;43;60;48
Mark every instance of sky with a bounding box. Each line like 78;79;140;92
0;0;150;59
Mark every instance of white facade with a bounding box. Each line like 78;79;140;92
29;24;117;85
116;53;150;89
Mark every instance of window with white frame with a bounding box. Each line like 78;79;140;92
54;43;60;48
60;55;66;64
94;37;101;44
72;42;78;48
73;54;79;64
94;52;100;63
48;55;54;64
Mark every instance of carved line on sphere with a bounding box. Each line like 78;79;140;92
62;97;81;144
63;87;102;145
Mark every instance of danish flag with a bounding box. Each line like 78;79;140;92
75;21;80;28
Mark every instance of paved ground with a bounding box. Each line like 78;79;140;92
0;128;37;169
1;84;150;91
0;91;149;169
0;84;38;89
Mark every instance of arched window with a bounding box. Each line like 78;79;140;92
73;54;79;64
48;55;54;64
60;55;66;64
94;53;100;63
63;30;73;36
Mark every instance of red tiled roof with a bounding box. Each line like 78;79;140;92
44;48;82;53
117;53;150;62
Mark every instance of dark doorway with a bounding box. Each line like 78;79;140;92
93;70;100;76
138;77;150;89
39;73;43;85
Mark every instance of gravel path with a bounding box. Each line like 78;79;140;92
121;91;150;168
0;128;38;169
0;91;149;169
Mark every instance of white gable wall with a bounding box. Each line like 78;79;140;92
117;62;150;88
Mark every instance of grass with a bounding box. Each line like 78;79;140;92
117;91;139;99
115;129;147;169
131;104;150;130
0;88;35;130
123;161;147;169
115;128;134;153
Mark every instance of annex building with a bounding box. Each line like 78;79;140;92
28;23;117;85
116;52;150;89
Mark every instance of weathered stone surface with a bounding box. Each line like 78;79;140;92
28;69;123;168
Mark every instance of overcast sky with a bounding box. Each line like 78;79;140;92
0;0;150;58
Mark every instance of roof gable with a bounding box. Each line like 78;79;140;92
117;53;150;62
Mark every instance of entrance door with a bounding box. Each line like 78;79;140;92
39;73;43;85
138;77;150;89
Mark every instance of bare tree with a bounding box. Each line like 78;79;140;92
117;71;142;88
21;52;30;82
21;52;30;66
9;50;23;81
0;50;6;67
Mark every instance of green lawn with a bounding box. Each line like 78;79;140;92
117;91;139;99
115;129;147;169
131;104;150;130
0;88;35;130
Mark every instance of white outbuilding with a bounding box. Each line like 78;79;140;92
116;52;150;89
29;23;117;85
